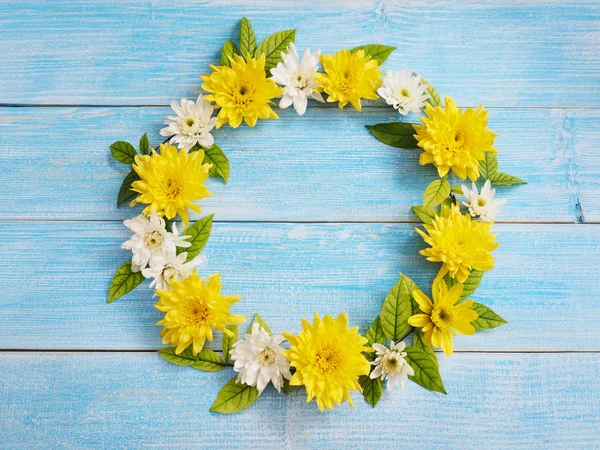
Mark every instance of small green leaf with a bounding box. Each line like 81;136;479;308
107;260;144;303
404;346;446;394
158;347;198;367
365;123;419;149
423;179;450;208
350;44;396;64
444;269;485;301
451;185;464;195
239;17;257;58
478;152;498;180
359;375;383;407
365;315;386;346
110;141;137;164
490;172;526;186
282;378;297;394
191;348;228;372
117;169;140;208
139;133;149;155
471;302;507;330
178;214;214;262
420;77;442;108
255;29;296;71
222;324;239;362
380;274;417;341
248;313;271;335
411;205;437;225
210;377;259;414
202;144;230;184
221;40;239;67
413;331;438;368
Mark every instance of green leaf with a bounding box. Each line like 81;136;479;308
359;375;383;407
202;144;230;184
478;152;498;180
365;123;419;149
139;133;149;155
365;315;386;346
411;205;437;224
178;214;214;262
116;169;140;208
471;302;507;330
239;17;257;58
248;313;271;335
158;347;198;367
282;378;297;394
107;260;144;303
110;141;137;164
350;44;396;64
380;274;417;341
221;40;238;67
423;179;450;208
451;185;464;195
255;29;296;71
190;348;228;372
420;77;442;108
222;324;239;363
404;346;446;394
444;269;484;301
413;330;438;368
210;377;259;414
490;172;527;186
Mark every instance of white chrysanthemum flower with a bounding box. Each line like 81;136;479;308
370;341;414;391
269;43;325;115
230;323;291;394
377;69;429;115
462;179;507;222
142;251;206;290
160;94;217;150
122;211;191;272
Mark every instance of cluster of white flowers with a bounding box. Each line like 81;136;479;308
462;180;507;222
370;341;414;391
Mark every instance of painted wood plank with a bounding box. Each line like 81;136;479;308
0;352;597;449
0;106;582;222
0;1;599;106
0;221;598;351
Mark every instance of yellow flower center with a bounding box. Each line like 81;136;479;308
184;299;210;325
185;117;195;127
399;88;410;98
166;179;183;200
382;353;402;374
144;230;164;248
431;306;454;329
258;347;276;365
162;266;179;284
315;347;340;373
477;196;487;207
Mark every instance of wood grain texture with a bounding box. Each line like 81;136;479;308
0;0;599;106
1;221;598;351
0;352;598;449
1;106;591;222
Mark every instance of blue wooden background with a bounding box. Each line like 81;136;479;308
1;1;599;448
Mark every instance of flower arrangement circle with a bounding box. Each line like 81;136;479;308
107;18;525;414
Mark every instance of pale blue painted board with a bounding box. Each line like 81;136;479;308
0;352;598;449
0;221;598;351
0;0;599;106
0;106;583;222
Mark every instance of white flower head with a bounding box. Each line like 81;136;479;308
122;211;191;272
377;69;429;115
230;323;291;394
462;179;507;222
141;251;206;291
269;43;325;116
160;94;217;150
370;341;414;391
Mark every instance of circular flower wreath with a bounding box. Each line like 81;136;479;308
107;18;525;414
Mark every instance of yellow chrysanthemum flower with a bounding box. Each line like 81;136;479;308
416;204;499;283
201;53;283;128
315;48;382;111
413;96;497;180
408;275;478;355
155;270;245;355
130;144;211;227
282;312;371;412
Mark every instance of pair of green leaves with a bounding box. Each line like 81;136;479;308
479;152;526;186
111;134;149;207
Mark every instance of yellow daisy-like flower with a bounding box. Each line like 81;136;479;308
413;96;498;180
315;48;382;111
408;275;478;355
416;204;499;283
201;53;283;128
155;270;245;355
282;312;371;412
130;143;211;227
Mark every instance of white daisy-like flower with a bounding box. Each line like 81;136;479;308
122;211;191;272
377;69;429;115
370;341;414;391
462;179;507;222
160;94;217;150
269;43;325;116
230;323;292;394
141;251;206;290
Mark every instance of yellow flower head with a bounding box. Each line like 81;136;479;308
155;270;245;355
416;204;499;283
413;96;497;180
201;54;283;128
130;144;211;227
282;312;371;412
408;275;478;355
315;48;382;111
